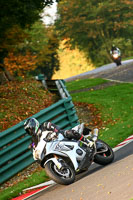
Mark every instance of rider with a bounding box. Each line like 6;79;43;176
24;118;93;148
110;44;121;56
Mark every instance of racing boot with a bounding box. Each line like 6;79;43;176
78;129;99;170
78;136;95;170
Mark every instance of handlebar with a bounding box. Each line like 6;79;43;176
92;128;99;141
78;123;84;135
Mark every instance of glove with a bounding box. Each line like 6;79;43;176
89;140;95;147
28;143;35;149
64;130;81;140
44;131;57;142
44;122;59;133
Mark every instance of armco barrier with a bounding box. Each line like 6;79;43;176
0;96;79;184
44;80;70;99
55;80;70;98
35;74;69;99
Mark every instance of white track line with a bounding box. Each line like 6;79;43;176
23;180;55;191
113;135;133;152
23;184;55;200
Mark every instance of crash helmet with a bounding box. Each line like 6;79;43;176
112;44;116;49
24;118;40;136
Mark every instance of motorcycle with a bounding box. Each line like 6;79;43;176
111;50;121;66
32;123;114;185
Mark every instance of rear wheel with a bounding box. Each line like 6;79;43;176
94;139;114;165
45;160;75;185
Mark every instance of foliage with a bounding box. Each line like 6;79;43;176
0;78;56;131
0;0;59;82
55;0;133;66
4;51;37;76
36;26;60;79
21;22;60;79
0;0;44;58
1;22;60;80
52;39;94;79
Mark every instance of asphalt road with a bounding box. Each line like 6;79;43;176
28;60;133;200
65;59;133;82
29;142;133;200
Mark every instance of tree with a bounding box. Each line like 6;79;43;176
4;51;37;77
0;25;28;83
38;27;59;79
55;0;133;66
2;22;59;80
0;0;59;83
22;22;60;79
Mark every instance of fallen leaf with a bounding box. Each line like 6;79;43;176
108;191;111;194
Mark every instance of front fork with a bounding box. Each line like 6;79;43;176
53;155;63;169
44;154;63;170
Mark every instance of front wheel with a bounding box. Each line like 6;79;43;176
94;139;114;165
116;57;121;66
45;160;75;185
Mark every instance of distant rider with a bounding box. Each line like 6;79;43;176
110;44;121;56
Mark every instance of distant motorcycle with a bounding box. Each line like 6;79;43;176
111;49;122;66
32;123;114;185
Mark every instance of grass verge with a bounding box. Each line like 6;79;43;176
66;78;108;91
0;170;49;200
66;78;133;147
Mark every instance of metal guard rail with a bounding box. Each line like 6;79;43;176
0;97;79;184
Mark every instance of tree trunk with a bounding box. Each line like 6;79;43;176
0;51;14;84
4;67;14;81
0;66;14;84
0;72;8;84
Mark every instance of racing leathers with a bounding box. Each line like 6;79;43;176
30;122;91;148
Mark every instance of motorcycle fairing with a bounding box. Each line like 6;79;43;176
44;140;86;170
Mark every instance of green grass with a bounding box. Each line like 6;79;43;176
67;80;133;147
66;78;108;91
122;56;133;61
0;170;49;200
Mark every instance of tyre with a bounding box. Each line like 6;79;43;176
116;61;121;66
94;139;114;165
45;160;75;185
116;57;121;66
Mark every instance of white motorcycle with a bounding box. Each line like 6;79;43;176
32;124;114;185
